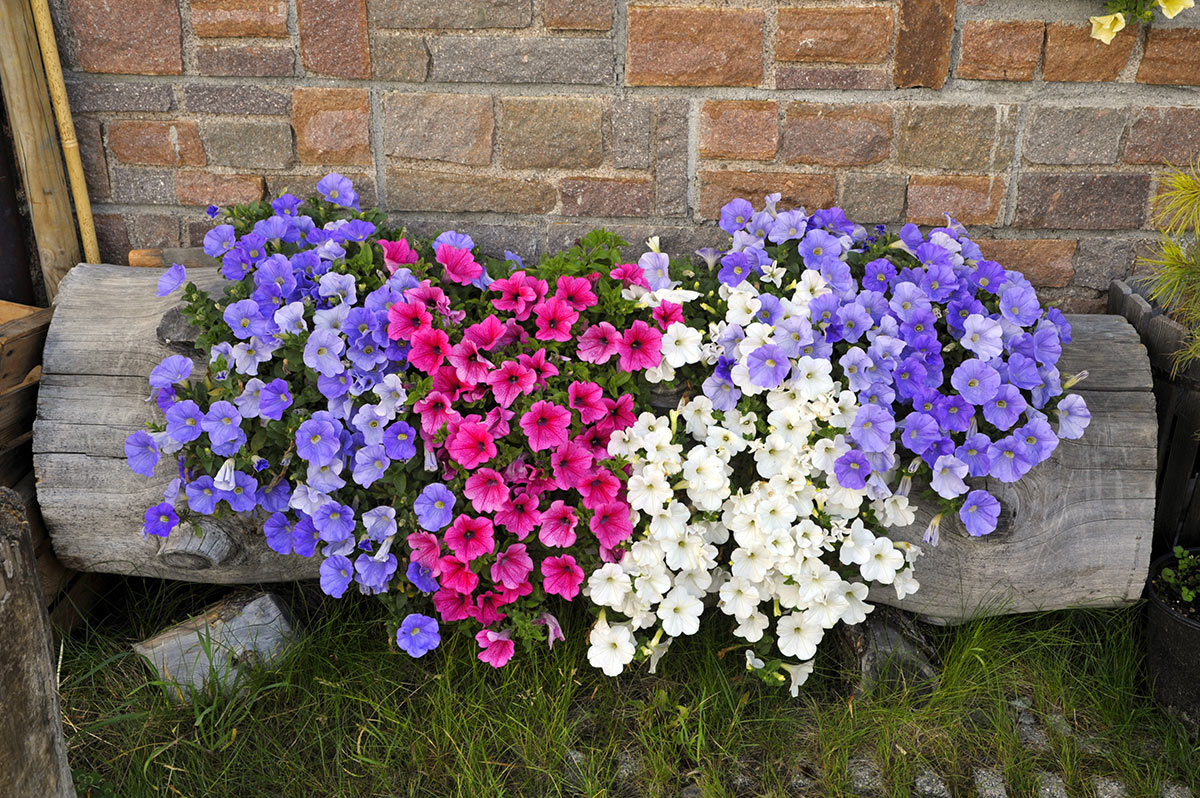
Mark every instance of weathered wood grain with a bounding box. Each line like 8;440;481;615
0;487;74;796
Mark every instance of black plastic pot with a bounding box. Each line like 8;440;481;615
1146;547;1200;735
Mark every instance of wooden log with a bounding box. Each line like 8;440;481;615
133;592;296;704
34;266;1157;625
0;0;80;298
0;487;74;796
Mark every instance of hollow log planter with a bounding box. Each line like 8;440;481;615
34;264;1156;624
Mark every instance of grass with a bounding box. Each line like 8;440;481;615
61;578;1199;797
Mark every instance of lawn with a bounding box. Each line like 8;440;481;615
61;578;1199;797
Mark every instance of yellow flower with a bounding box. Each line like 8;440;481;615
1157;0;1195;18
1089;12;1126;44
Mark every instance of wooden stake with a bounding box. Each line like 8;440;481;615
0;0;80;299
30;0;99;265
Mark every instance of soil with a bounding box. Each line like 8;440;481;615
1150;573;1200;623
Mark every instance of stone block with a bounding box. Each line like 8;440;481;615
196;44;295;76
382;93;493;166
655;99;689;217
1042;22;1134;82
1137;28;1200;86
776;67;891;90
1024;107;1128;165
369;0;531;28
698;170;836;220
64;0;182;75
1123;107;1200;165
776;6;894;64
907;175;1006;226
612;99;652;169
107;120;205;167
372;32;429;81
559;177;652;217
176;172;266;206
298;0;371;78
1015;173;1149;230
500;97;602;169
544;0;611;30
781;103;891;167
977;238;1077;288
699;100;778;161
293;88;372;165
191;0;288;37
202;119;295;170
66;81;175;113
626;6;763;87
839;173;907;224
428;37;614;83
385;168;555;213
958;20;1044;81
897;104;1013;171
894;0;954;88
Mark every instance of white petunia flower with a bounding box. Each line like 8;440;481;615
657;587;704;637
588;563;633;608
719;577;762;619
777;611;825;660
838;521;875;566
734;611;769;642
780;661;814;697
587;619;636;676
859;538;904;585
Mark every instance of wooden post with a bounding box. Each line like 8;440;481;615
0;487;74;796
0;0;81;298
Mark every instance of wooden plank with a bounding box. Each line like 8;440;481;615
0;0;79;298
0;487;74;796
1108;279;1132;315
0;365;40;451
0;305;52;394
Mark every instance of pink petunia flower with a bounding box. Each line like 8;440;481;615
538;500;578;548
432;587;471;621
568;381;607;424
616;320;663;372
407;531;442;573
554;274;598;311
446;420;496;470
484;406;514;438
518;348;559;385
534;612;566;650
408;327;452;374
652;301;685;330
520;401;571;452
486;360;536;408
490;543;533;590
499;580;533;604
589;501;634;549
532;297;579;342
577;424;612;458
595;394;636;436
577;322;621;364
438;555;479;594
413;390;458;436
551;440;592;490
541;554;585;600
406;280;447;309
609;262;650;289
577;467;621;509
475;628;516;668
464;314;507;351
387;300;432;342
464;468;510;513
489;271;547;321
378;238;418;273
447;339;492;385
467;591;508;626
436;244;483;285
444;514;495;562
494;492;541;539
431;365;469;401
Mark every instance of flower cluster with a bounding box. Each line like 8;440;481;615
124;175;1088;692
1090;0;1192;44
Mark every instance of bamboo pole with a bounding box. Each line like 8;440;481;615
0;0;80;299
30;0;98;265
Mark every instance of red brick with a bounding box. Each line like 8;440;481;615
196;44;295;76
191;0;288;37
385;168;555;213
976;239;1078;288
895;0;954;88
559;178;652;217
76;117;109;201
776;67;891;90
1137;28;1200;86
781;103;891;167
906;176;1006;226
65;0;182;75
298;0;371;79
175;172;266;206
293;88;372;166
500;97;602;169
1042;22;1134;82
698;171;836;220
544;0;612;30
699;101;778;161
897;104;1014;171
107;121;205;167
94;213;131;265
1015;173;1150;230
776;6;894;64
958;20;1044;81
382;93;493;166
1122;107;1200;165
626;6;763;87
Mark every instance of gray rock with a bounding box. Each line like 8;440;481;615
679;783;704;798
1094;777;1128;798
914;769;951;798
563;749;586;788
201;119;295;171
1037;772;1068;798
614;750;641;781
974;768;1008;798
1046;714;1073;738
1163;782;1196;798
1016;711;1050;751
848;758;884;795
428;36;614;84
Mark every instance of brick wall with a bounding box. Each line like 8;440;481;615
51;0;1200;312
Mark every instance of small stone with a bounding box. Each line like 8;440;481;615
1094;777;1127;798
1163;781;1196;798
1045;714;1072;738
1024;107;1128;165
894;0;955;88
66;81;175;113
182;85;291;116
297;0;371;79
848;758;884;794
700;100;779;161
679;784;703;798
293;88;372;166
1009;695;1033;711
500;97;602;169
544;0;611;30
626;6;764;87
914;770;951;798
428;37;614;84
1137;28;1200;86
957;20;1044;81
776;6;894;64
563;749;586;788
1043;22;1134;82
614;749;642;781
201;119;294;170
1017;712;1050;751
974;768;1008;798
1037;772;1068;798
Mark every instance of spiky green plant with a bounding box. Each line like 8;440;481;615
1140;158;1200;372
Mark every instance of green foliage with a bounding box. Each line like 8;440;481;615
1104;0;1161;24
1160;545;1200;604
1139;159;1200;372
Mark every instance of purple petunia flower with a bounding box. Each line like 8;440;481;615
959;489;1001;537
396;613;440;657
185;475;220;515
436;230;475;252
201;401;243;452
292;516;320;558
352;444;390;488
363;506;397;542
1055;393;1090;440
304;328;346;377
951;359;1001;406
999;284;1041;327
320;555;355;598
259;378;293;421
955;433;993;477
164;400;203;444
414;483;456;532
982;383;1027;431
203;224;237;258
899;412;941;455
961;314;1003;361
798;229;843;269
970;260;1006;294
768;209;808;243
988;435;1033;483
406;561;438;593
718;251;754;287
703;374;742;412
933;394;974;433
143;502;178;538
149;355;194;389
259;481;291;514
355;551;397;593
264;512;294;555
836;302;872;343
849;403;895;453
316;173;359;210
930;454;969;499
125;430;160;477
156;263;186;297
313;501;355;543
833;450;872;490
747;344;790;389
1016;417;1058;465
223;470;258;513
838;347;874;392
382;420;417;461
888;281;932;324
719;198;755;234
296;418;341;466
